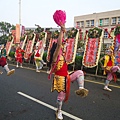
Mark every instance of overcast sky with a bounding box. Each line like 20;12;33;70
0;0;120;28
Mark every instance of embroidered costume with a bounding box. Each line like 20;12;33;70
100;46;120;91
48;29;88;120
15;46;25;68
0;44;15;76
50;10;88;120
34;46;46;72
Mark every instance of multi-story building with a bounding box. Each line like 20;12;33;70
74;9;120;48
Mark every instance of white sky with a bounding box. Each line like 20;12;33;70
0;0;120;28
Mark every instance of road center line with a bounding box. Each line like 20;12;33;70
17;91;82;120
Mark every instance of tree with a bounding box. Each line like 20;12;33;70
0;21;12;35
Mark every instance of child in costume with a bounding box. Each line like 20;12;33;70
48;25;88;120
34;44;46;72
15;44;25;68
0;44;15;76
99;46;120;91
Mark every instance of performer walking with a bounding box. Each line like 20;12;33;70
99;46;120;91
48;25;88;120
15;44;25;68
34;45;46;72
0;44;15;76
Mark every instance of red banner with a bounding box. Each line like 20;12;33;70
24;40;32;60
65;38;75;63
47;38;76;64
11;30;16;43
83;38;101;67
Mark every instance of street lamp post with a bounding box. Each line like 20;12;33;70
19;0;21;25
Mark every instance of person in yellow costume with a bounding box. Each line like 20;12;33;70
34;44;46;72
99;46;120;91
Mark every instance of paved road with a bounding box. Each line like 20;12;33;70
0;65;120;120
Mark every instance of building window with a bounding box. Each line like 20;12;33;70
80;21;84;27
76;21;80;28
104;31;108;38
118;17;120;24
104;18;109;25
112;17;116;25
86;20;90;27
91;20;94;26
99;19;103;26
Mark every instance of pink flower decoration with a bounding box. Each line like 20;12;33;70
53;10;66;26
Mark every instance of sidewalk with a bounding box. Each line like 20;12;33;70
8;60;120;86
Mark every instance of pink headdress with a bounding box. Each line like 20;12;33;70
53;10;66;26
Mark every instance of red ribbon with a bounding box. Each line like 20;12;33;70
64;74;71;102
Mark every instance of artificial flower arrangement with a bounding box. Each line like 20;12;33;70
26;30;34;40
88;27;102;38
114;26;120;36
35;27;44;33
39;32;45;40
67;28;78;38
27;33;34;40
52;30;59;39
20;35;25;41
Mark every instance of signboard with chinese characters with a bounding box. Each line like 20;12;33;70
82;38;102;68
24;40;32;60
113;34;120;67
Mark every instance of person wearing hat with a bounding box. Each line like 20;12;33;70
99;46;120;91
0;44;15;76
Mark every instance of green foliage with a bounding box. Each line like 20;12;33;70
43;51;47;62
35;27;44;33
20;35;25;41
75;55;83;70
8;34;13;41
114;26;120;36
0;35;8;45
28;34;34;40
9;51;15;58
88;27;102;38
0;21;12;35
39;32;45;40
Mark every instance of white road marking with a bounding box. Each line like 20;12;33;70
18;91;82;120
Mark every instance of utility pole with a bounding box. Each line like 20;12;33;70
19;0;21;25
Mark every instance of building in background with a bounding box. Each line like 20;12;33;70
74;9;120;49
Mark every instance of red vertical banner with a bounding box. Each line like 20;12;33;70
16;24;20;43
65;38;74;63
11;30;16;42
83;38;101;67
